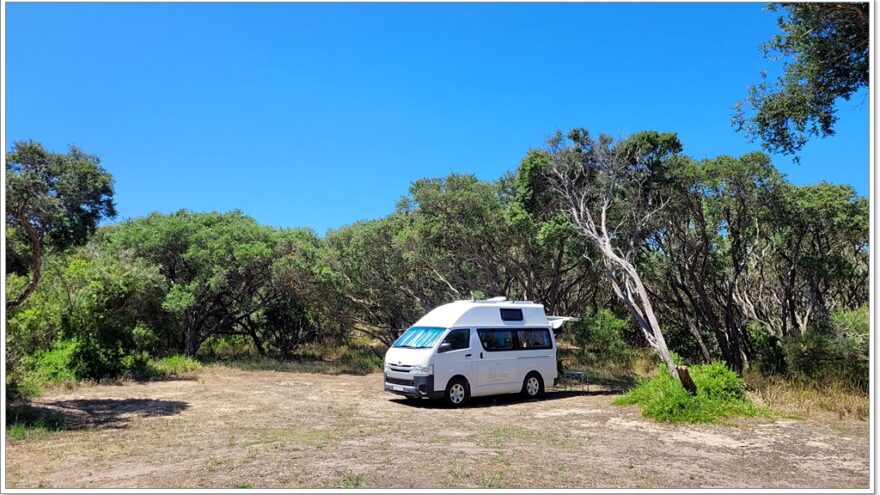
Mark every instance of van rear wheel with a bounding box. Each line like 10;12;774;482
444;378;469;407
521;372;544;399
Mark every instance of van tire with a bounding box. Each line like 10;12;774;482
444;377;469;407
521;372;544;399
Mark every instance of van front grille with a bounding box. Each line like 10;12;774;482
386;376;414;386
388;364;413;373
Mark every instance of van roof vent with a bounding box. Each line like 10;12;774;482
500;308;524;321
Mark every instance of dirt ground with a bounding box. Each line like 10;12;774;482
4;366;870;489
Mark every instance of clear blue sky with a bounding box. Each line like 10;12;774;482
6;3;869;235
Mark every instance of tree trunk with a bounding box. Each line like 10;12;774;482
676;366;698;395
244;318;266;356
184;327;201;357
6;213;43;311
601;245;677;376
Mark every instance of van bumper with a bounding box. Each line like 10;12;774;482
384;374;444;399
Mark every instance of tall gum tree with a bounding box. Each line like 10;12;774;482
547;129;681;377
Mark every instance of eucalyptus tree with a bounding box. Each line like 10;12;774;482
397;173;518;299
651;152;785;371
734;3;869;157
737;182;869;337
547;129;681;376
99;210;288;356
5;142;116;310
504;151;603;316
322;214;437;347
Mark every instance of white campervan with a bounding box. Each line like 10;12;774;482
383;298;570;406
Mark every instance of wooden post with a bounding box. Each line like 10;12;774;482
676;365;698;395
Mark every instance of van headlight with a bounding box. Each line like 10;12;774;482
383;363;391;373
411;364;434;376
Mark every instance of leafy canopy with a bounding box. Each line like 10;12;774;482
733;3;869;157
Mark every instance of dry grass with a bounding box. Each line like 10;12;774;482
744;371;869;420
5;366;868;489
561;347;659;384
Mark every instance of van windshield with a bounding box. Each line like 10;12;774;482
393;327;446;348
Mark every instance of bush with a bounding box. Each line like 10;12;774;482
5;373;43;402
748;323;787;375
780;307;868;392
614;362;758;423
23;340;201;388
783;331;867;392
150;355;202;376
744;307;868;392
571;308;630;363
199;334;258;359
27;339;79;387
336;346;382;374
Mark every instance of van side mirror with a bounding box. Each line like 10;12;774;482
438;342;452;353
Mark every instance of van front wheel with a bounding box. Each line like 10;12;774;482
444;378;469;407
522;372;544;399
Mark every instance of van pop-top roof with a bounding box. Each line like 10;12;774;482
411;298;549;329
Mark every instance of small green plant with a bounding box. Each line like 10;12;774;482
482;472;507;489
6;404;67;439
341;473;364;488
151;355;202;376
6;372;44;400
27;339;79;387
614;362;759;423
232;482;252;489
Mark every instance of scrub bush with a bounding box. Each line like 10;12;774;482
614;362;758;423
27;339;80;387
336;346;382;374
748;323;787;375
150;355;202;376
783;332;867;392
571;308;629;363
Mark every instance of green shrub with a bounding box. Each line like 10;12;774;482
746;307;867;392
748;323;787;375
336;346;382;374
783;307;868;392
151;355;202;376
27;339;79;386
6;403;66;440
572;309;630;363
24;341;201;387
830;306;869;337
199;334;257;359
783;331;868;392
5;373;43;401
614;362;758;423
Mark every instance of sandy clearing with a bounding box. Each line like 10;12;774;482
4;366;869;489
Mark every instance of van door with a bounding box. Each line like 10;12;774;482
432;328;475;395
514;328;556;388
475;328;520;395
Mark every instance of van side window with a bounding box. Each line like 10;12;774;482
477;329;515;351
516;329;553;350
443;329;470;351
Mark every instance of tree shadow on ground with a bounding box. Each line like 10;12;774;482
391;387;625;410
9;398;189;430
